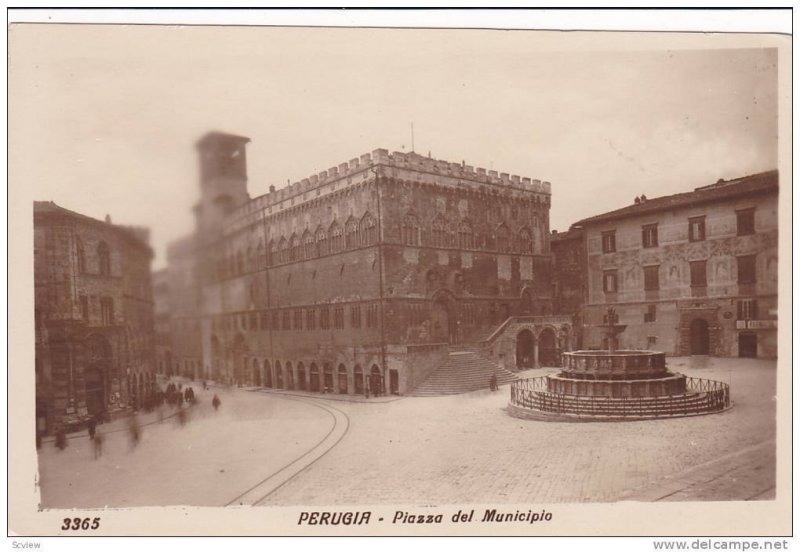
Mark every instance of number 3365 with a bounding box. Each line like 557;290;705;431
61;517;100;530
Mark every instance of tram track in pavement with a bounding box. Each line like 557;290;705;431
224;393;351;507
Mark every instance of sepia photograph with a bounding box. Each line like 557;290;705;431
8;9;792;539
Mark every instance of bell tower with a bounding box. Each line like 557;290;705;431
194;131;251;239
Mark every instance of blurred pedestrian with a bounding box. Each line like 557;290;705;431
184;387;191;403
93;434;104;459
54;429;67;451
128;414;141;450
364;377;370;399
177;405;187;427
212;394;221;412
176;392;184;409
87;417;97;440
489;373;498;392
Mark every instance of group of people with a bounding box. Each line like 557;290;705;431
46;377;222;459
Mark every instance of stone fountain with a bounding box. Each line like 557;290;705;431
508;308;731;421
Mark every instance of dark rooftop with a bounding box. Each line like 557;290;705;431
571;170;778;228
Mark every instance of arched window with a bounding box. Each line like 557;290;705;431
257;240;265;269
76;238;86;273
518;227;533;254
290;234;300;262
401;213;420;246
360;212;377;245
97;241;111;276
495;224;510;253
532;214;542;254
432;215;448;248
457;220;474;249
267;240;276;267
303;230;315;259
345;217;359;249
330;222;343;252
278;237;288;264
315;226;329;256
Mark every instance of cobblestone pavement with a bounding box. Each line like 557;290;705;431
261;357;777;506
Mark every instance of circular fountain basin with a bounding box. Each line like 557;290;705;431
561;350;667;380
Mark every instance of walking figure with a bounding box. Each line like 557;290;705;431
54;429;67;451
128;414;141;449
177;405;187;427
489;373;498;392
93;434;104;459
364;377;370;399
87;417;97;440
212;394;221;412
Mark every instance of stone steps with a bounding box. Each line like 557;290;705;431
411;351;517;396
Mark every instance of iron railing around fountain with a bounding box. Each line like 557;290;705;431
510;376;731;418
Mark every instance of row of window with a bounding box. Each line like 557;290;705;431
76;240;112;276
77;294;115;325
400;213;542;254
217;214;546;280
605;299;759;325
205;304;382;333
600;208;757;253
602;255;757;293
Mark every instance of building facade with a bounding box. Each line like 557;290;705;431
167;132;567;395
153;268;173;377
571;170;778;358
34;202;156;435
550;227;587;349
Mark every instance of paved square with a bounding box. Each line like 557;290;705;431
36;357;776;508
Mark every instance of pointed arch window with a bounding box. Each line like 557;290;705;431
290;234;300;262
457;220;474;249
303;231;315;259
345;217;359;249
257;240;265;269
431;215;448;248
495;224;510;253
518;227;533;254
315;227;329;256
330;222;344;252
401;213;420;246
97;241;111;276
267;240;276;267
278;237;288;264
360;212;377;245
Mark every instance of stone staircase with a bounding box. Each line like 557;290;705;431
410;350;518;396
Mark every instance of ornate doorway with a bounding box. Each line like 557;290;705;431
690;319;710;355
516;329;535;369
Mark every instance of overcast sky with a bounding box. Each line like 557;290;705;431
10;25;779;268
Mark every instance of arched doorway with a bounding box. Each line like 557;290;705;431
232;333;247;385
370;365;383;397
538;328;558;366
84;334;111;416
275;361;284;389
431;291;457;343
310;363;320;392
690;319;710;355
264;360;272;388
354;365;364;395
516;329;535;369
337;364;348;394
211;336;222;382
84;368;106;417
285;362;294;390
297;362;306;391
738;332;757;358
252;359;261;386
323;363;334;393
